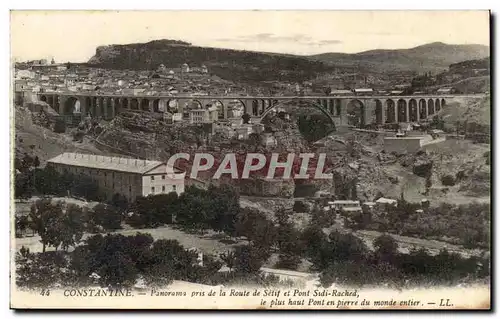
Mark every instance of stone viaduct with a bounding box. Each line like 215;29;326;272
37;92;457;127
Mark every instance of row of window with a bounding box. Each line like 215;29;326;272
150;175;168;181
64;165;137;180
150;185;177;194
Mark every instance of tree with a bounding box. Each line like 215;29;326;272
60;204;85;251
207;185;240;235
29;199;65;252
298;114;335;143
234;244;270;274
373;234;399;262
53;118;66;133
90;204;123;231
33;156;40;168
15;215;30;238
234;208;277;248
110;193;129;211
98;251;138;288
242;113;251;124
219;251;236;272
293;201;309;214
441;174;456;186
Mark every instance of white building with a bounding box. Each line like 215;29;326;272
47;153;185;201
181;63;190;73
328;200;361;211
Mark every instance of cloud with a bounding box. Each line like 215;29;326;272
316;40;343;45
215;33;342;46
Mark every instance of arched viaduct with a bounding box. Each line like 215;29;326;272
37;92;455;127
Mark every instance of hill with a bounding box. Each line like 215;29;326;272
87;39;338;84
309;42;489;73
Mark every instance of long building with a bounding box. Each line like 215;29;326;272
47;153;185;201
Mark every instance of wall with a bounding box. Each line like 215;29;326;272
49;163;143;201
141;174;185;197
383;137;423;154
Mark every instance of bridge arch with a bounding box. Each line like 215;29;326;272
114;98;121;115
130;98;139;110
441;98;446;107
428;99;435;115
63;97;80;115
152;99;161;113
90;97;98;116
385;99;396;123
47;96;54;108
374;99;383;124
140;99;150;112
181;100;203;119
259;99;337;125
166;99;179;113
207;100;225;119
333;99;342;116
397;99;408;122
121;98;129;110
419;99;427;120
251;100;260;116
227;100;246;118
346;99;366;127
98;97;105;117
409;99;418;122
435;99;441;112
105;98;113;119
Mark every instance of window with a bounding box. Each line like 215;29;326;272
151;187;155;194
129;186;132;192
104;172;107;177
162;175;165;180
172;185;177;191
162;186;165;192
151;176;155;181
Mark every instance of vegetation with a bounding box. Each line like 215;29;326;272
53;118;66;133
297;114;335;142
354;199;490;249
14;154;102;202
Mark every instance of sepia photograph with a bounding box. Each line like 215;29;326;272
9;10;491;310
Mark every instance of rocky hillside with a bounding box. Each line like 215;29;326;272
310;42;489;73
14;106;104;165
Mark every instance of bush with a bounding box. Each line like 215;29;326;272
293;200;309;214
441;174;456;186
53;118;66;133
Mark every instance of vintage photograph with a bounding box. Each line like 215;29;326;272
10;10;491;309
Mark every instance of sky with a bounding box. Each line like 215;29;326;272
10;10;490;63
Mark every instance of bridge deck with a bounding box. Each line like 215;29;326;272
36;92;473;100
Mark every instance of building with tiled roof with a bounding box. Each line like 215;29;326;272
47;152;185;201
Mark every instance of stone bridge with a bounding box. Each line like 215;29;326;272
36;92;464;127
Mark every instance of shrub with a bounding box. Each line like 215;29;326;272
441;174;456;186
53;118;66;133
